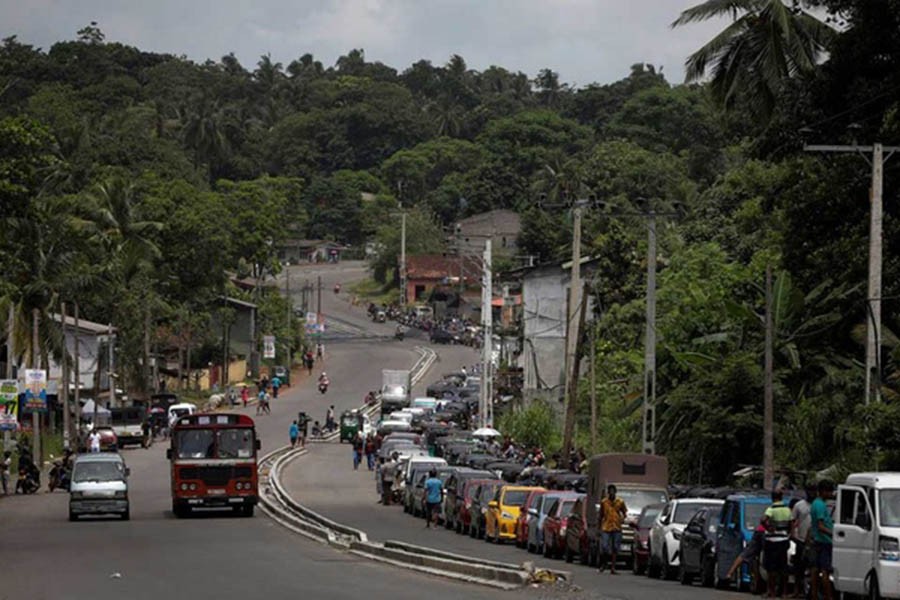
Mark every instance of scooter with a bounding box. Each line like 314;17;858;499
17;468;40;494
318;380;329;394
395;327;405;341
48;460;70;492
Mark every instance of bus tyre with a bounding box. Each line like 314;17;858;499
172;502;187;518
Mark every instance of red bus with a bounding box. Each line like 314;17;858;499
166;413;260;517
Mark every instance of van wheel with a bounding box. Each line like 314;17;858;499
869;574;881;600
69;509;78;522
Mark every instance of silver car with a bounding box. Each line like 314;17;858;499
69;453;130;521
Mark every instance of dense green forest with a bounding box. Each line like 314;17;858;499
2;0;900;482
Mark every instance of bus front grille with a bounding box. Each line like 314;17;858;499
179;466;252;486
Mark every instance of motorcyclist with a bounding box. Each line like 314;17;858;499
318;372;329;386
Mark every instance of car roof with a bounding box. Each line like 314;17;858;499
673;497;725;505
74;452;124;463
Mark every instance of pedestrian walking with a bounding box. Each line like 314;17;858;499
1;451;11;495
365;434;376;471
316;342;324;361
299;414;309;448
241;385;249;407
598;484;627;574
352;433;364;470
305;351;314;375
423;469;443;528
261;374;269;392
726;516;766;589
790;487;814;598
271;375;281;399
810;480;835;600
763;489;792;597
289;420;300;448
256;389;266;415
326;405;336;432
262;392;271;415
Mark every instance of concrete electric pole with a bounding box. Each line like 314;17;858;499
642;209;658;455
561;207;583;460
480;239;493;428
804;141;898;404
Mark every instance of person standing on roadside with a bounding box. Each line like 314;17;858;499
271;375;281;399
289;420;299;449
763;489;792;597
790;487;814;598
810;480;835;600
380;453;397;505
423;469;443;528
365;434;376;471
598;484;627;574
316;342;325;361
352;433;364;470
241;385;249;407
326;405;336;432
1;451;11;495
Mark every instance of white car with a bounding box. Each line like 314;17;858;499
649;498;724;579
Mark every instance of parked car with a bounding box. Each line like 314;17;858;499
468;480;503;539
429;328;456;344
408;466;455;519
443;469;496;532
564;496;594;565
714;494;772;590
68;453;130;521
485;485;540;543
541;493;582;558
678;505;723;587
527;491;571;554
516;489;547;548
632;503;665;575
650;498;724;579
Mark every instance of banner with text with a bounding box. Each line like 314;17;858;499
23;369;47;412
263;335;276;359
0;380;18;431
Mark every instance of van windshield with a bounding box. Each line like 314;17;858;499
73;461;125;482
880;490;900;527
617;489;668;513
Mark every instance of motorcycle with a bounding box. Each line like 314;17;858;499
395;327;405;341
17;468;40;494
318;379;330;394
48;460;70;492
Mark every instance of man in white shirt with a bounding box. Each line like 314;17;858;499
89;429;102;453
790;487;814;597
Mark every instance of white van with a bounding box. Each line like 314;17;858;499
167;402;197;427
401;455;447;489
834;472;900;598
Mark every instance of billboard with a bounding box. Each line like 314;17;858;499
263;335;276;359
23;369;47;412
0;380;18;431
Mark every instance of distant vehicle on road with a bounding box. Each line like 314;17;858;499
167;413;260;518
69;453;130;521
271;365;290;386
109;406;146;448
167;402;196;428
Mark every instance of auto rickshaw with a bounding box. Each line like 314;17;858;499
339;409;366;443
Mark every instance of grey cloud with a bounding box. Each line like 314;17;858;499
0;0;728;85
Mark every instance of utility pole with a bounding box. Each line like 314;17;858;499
480;240;493;428
31;309;40;463
590;323;598;455
61;302;70;450
317;275;323;317
74;303;80;442
561;207;583;459
804;141;898;404
5;305;14;451
764;265;775;487
642;209;658;455
399;212;408;308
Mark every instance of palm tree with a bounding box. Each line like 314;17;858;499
181;93;230;179
672;0;834;117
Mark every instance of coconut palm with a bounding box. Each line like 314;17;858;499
672;0;835;117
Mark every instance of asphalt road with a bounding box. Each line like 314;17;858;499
0;262;742;599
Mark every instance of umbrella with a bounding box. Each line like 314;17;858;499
472;427;501;438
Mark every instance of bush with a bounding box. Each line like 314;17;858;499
498;400;559;449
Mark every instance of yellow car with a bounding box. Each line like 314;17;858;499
485;485;540;543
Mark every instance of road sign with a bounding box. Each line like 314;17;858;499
23;369;47;412
263;335;276;359
0;379;18;431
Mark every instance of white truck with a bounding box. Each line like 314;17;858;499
381;369;411;414
834;472;900;598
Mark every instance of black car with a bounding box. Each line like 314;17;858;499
677;505;723;587
430;329;455;344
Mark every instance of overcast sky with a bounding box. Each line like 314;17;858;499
1;0;729;87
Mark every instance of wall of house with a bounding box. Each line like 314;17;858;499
456;211;521;257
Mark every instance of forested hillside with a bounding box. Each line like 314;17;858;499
3;0;900;481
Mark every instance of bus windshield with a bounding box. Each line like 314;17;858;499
175;429;214;459
217;429;254;458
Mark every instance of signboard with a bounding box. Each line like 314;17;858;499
263;335;276;359
305;312;318;326
0;380;18;431
23;369;47;412
304;312;325;337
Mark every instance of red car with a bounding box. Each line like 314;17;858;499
541;493;582;559
564;496;591;564
458;479;493;536
632;503;665;575
515;489;546;548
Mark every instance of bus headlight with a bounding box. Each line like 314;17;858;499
180;483;188;491
189;483;197;491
